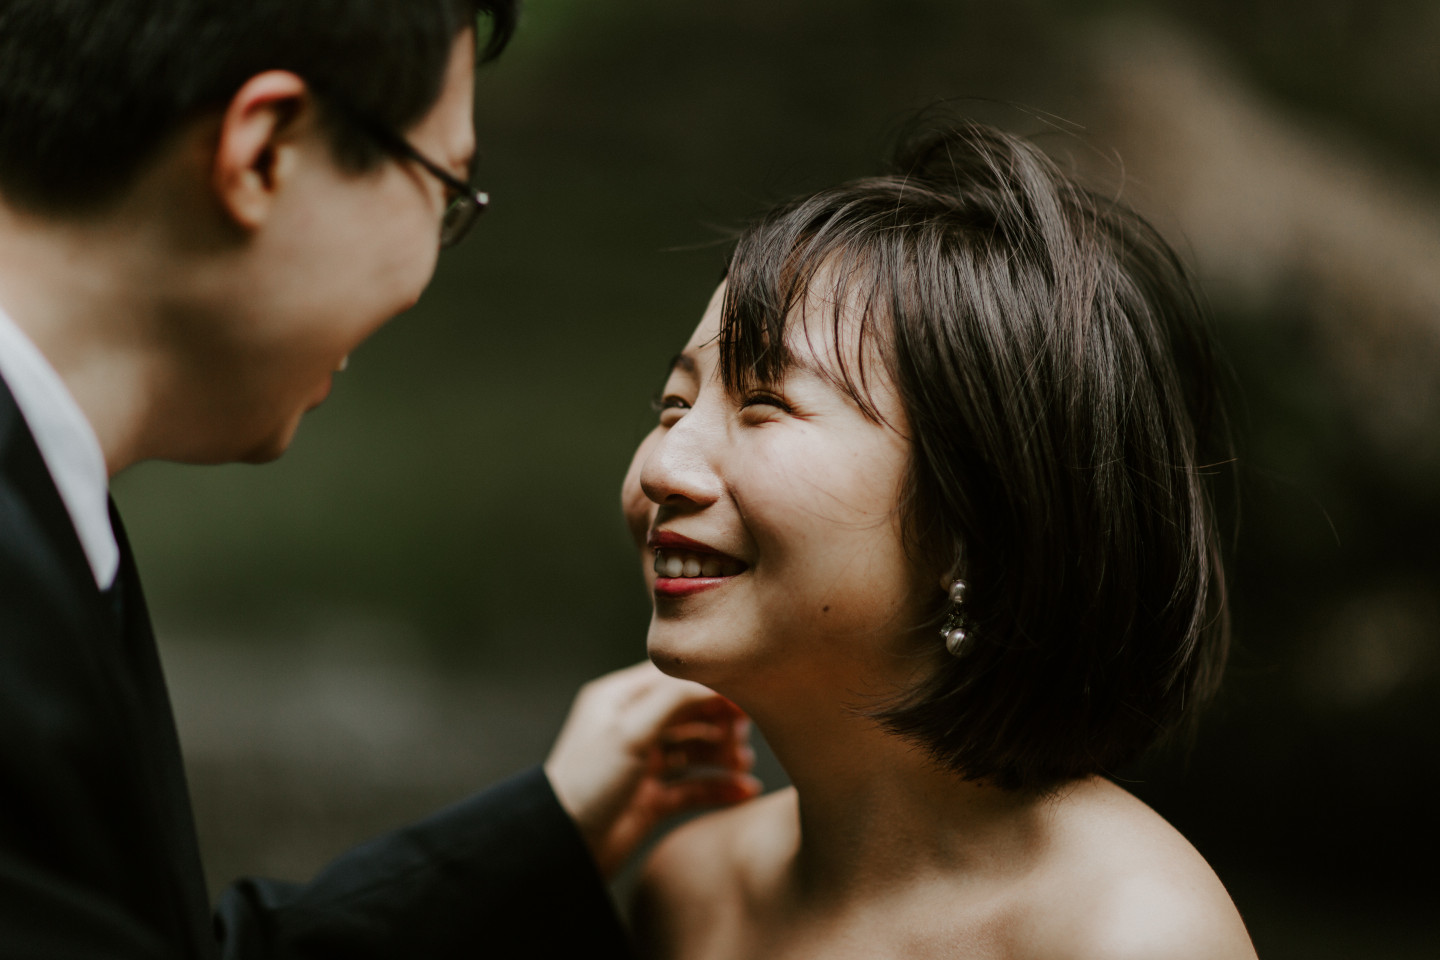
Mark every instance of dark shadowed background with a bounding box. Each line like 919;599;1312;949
111;1;1440;956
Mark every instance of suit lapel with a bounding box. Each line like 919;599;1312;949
1;375;215;958
107;504;217;958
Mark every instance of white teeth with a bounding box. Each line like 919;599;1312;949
652;548;743;579
336;355;350;372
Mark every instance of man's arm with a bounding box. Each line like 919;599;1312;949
214;663;757;959
215;768;621;959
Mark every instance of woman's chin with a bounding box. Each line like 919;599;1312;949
646;641;705;682
646;630;733;686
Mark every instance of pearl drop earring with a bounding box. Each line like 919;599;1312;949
941;578;970;656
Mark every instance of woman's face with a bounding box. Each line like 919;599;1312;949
621;283;933;698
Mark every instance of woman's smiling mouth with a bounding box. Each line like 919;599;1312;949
652;549;744;579
648;530;747;597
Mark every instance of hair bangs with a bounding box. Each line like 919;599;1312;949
719;190;924;425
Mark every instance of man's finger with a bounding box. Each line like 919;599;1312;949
649;774;763;821
658;717;747;746
618;675;745;749
655;738;756;778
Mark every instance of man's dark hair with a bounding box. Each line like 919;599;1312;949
720;121;1232;793
0;0;518;215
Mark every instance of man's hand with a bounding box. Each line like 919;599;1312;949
544;662;761;878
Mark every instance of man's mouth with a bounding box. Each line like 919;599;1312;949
652;548;745;579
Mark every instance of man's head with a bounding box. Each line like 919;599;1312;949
0;0;516;216
0;0;517;467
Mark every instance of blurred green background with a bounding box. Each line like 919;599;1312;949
111;1;1440;956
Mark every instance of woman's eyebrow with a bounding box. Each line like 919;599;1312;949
668;353;697;376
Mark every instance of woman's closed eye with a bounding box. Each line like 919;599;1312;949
651;393;692;427
738;391;794;420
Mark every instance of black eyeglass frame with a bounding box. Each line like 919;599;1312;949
313;87;489;249
362;122;489;249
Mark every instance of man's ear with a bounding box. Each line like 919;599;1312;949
211;71;311;231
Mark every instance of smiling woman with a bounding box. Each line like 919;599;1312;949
625;280;919;689
622;121;1257;960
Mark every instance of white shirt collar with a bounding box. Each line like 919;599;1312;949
0;304;119;590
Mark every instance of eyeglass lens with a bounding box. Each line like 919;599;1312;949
440;192;487;248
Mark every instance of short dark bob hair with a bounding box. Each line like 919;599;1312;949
0;0;517;215
720;121;1231;792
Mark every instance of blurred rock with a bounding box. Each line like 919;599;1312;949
1082;18;1440;493
160;626;580;891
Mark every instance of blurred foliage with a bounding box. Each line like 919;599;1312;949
112;0;1439;951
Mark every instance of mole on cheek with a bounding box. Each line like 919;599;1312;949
822;605;830;613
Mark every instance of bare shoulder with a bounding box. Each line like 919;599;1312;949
631;788;797;960
639;785;796;893
1024;779;1257;960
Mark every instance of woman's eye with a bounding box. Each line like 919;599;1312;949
651;393;692;425
738;392;793;416
740;392;789;411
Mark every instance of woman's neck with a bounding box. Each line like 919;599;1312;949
738;682;1053;905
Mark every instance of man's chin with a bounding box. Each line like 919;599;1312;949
236;418;303;464
238;443;288;465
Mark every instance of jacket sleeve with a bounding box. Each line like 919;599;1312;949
214;766;634;960
0;853;171;960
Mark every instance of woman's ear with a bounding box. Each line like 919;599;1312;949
210;71;311;231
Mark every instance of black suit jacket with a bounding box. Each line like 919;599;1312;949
0;374;632;959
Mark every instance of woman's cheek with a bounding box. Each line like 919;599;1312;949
621;429;661;548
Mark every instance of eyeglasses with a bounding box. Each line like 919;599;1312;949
315;88;489;249
362;122;489;249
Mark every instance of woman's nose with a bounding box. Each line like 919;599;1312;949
638;412;724;510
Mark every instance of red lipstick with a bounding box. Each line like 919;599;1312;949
647;529;746;598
